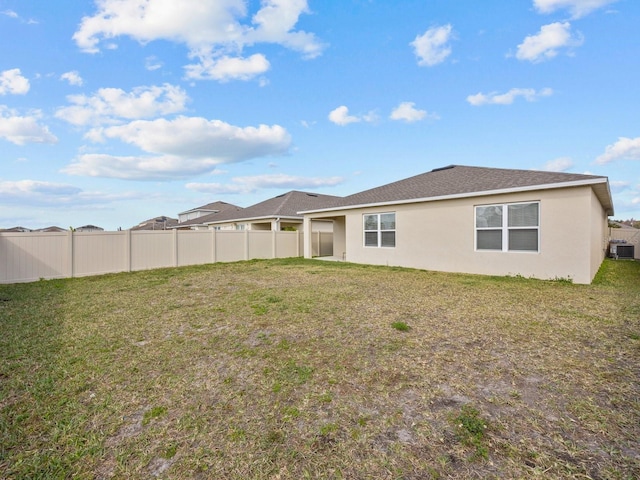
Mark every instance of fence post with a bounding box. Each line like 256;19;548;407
211;229;217;263
125;229;132;272
244;229;250;260
68;230;74;278
173;229;178;267
272;230;277;259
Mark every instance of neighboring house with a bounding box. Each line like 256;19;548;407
177;201;242;224
0;226;32;232
34;226;67;233
76;225;104;232
181;190;340;232
300;165;614;284
131;216;179;231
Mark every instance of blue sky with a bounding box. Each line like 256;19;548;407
1;0;639;230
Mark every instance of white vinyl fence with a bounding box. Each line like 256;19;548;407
609;228;640;259
0;229;316;284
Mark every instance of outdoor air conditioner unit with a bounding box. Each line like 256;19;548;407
609;242;635;259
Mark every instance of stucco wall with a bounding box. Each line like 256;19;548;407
308;186;604;284
589;188;609;279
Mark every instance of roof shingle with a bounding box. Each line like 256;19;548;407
302;165;612;213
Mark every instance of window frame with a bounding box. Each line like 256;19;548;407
363;212;396;248
475;201;540;253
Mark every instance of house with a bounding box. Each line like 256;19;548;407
300;165;614;284
34;226;67;233
0;226;32;232
75;225;104;232
177;201;243;224
181;190;340;232
131;216;179;231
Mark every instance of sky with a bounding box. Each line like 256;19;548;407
1;0;639;231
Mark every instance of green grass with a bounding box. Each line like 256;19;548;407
1;258;639;479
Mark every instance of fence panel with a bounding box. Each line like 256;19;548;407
130;231;175;271
177;230;213;266
0;232;69;283
276;231;299;258
73;231;128;277
0;229;307;283
214;231;246;263
248;231;273;259
310;231;334;257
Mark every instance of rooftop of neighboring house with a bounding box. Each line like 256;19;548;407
300;165;613;215
178;201;246;228
0;226;32;232
75;225;104;231
178;200;242;217
184;190;343;227
34;226;67;233
131;216;179;231
1;226;68;233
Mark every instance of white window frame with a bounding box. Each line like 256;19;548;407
363;212;396;248
475;201;540;253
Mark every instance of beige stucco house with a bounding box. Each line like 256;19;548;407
180;191;340;232
301;165;614;284
177;201;243;225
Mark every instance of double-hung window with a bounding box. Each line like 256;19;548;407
364;213;396;247
475;202;539;252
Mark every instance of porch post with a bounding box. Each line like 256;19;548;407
303;217;312;258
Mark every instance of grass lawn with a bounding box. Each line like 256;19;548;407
1;258;639;479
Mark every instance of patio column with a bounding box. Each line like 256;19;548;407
303;217;312;258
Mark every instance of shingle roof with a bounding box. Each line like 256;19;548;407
178;200;241;216
199;190;342;225
178;201;245;227
130;216;179;230
301;165;613;214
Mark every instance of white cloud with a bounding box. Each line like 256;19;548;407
0;69;30;95
516;22;583;62
60;71;84;86
0;180;81;198
411;24;453;67
0;107;58;145
328;106;360;126
467;87;553;106
64;116;291;180
327;106;378;126
609;180;630;192
62;153;225;181
533;0;617;18
390;102;437;123
55;83;188;126
542;157;574;172
145;56;163;71
0;179;142;208
184;53;270;81
187;173;344;194
73;0;324;82
244;0;325;59
595;137;640;165
1;10;18;18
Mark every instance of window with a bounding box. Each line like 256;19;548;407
475;202;539;252
364;213;395;247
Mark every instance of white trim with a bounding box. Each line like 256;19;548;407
299;178;610;215
203;215;301;226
